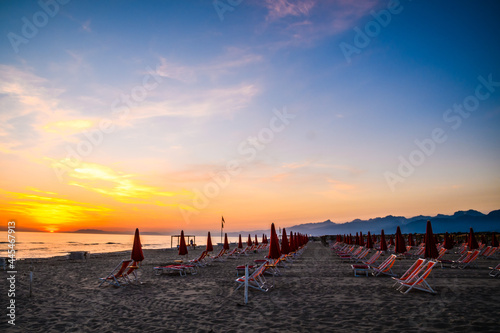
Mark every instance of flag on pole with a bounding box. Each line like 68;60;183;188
221;216;225;229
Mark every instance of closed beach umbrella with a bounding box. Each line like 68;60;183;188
395;227;406;254
355;232;359;246
468;228;479;250
131;228;144;262
380;230;388;252
408;233;414;247
492;232;499;247
366;231;373;249
268;223;281;259
206;231;214;252
359;232;365;247
238;234;243;249
223;233;230;250
443;232;454;250
247;234;252;247
289;231;296;252
254;235;259;246
424;221;438;259
262;234;266;244
178;230;188;256
281;228;290;255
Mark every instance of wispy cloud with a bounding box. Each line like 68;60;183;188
282;160;364;176
154;47;263;83
264;0;316;21
256;0;381;48
0;188;112;232
49;160;192;204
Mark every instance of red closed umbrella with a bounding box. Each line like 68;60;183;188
254;235;259;246
481;234;487;245
366;231;373;249
238;234;243;249
281;228;290;255
380;230;388;252
443;232;454;250
492;232;499;247
131;228;144;262
223;233;230;250
424;221;438;259
468;228;479;250
262;234;266;244
289;231;296;252
359;232;365;247
408;233;414;247
178;230;188;256
206;231;214;252
247;234;252;247
355;232;359;246
395;226;406;254
268;223;281;259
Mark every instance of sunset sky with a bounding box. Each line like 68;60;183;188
1;0;499;234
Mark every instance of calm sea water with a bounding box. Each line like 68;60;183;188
0;231;242;259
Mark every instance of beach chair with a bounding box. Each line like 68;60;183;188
125;261;142;284
210;248;227;262
357;251;381;265
351;254;397;277
341;248;370;262
483;247;497;259
391;258;426;287
339;246;363;259
153;263;197;277
225;248;240;259
457;250;480;269
394;260;437;294
235;262;272;292
99;259;133;287
488;263;500;277
189;250;209;267
371;254;397;277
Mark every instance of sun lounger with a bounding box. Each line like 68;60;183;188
124;261;142;284
450;250;480;269
235;262;272;292
99;259;133;287
355;251;381;265
488;263;500;277
394;260;437;294
153;263;197;276
189;250;209;267
225;248;240;259
210;248;227;262
482;247;497;259
391;258;426;287
351;254;397;277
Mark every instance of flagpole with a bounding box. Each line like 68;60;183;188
221;216;224;245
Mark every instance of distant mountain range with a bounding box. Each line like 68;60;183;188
71;229;161;235
286;209;500;235
229;209;500;237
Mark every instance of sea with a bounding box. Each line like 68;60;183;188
0;231;242;259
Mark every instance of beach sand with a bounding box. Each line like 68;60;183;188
1;241;499;332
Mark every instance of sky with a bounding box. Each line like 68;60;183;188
0;0;499;234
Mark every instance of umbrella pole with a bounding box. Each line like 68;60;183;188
244;264;249;305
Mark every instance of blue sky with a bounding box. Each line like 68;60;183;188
0;0;499;233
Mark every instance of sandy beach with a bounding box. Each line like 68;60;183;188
1;241;499;332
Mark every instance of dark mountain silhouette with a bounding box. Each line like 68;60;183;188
284;209;500;236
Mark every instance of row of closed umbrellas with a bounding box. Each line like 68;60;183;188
130;224;309;262
333;221;498;259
